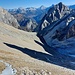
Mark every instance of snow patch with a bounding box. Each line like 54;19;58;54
0;60;17;75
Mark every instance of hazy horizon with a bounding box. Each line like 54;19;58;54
0;0;75;9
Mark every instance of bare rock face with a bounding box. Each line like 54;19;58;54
38;3;75;55
19;19;38;32
38;2;71;31
0;7;19;28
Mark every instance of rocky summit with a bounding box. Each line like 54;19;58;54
38;2;71;31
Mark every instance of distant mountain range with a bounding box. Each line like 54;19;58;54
8;6;50;31
7;4;75;32
0;4;75;32
69;5;75;9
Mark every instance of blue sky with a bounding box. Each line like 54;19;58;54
0;0;75;9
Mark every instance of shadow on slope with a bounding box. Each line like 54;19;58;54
34;40;57;55
4;42;75;70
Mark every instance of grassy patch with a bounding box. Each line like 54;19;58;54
0;62;5;73
0;50;14;55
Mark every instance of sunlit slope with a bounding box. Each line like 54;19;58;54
0;22;75;75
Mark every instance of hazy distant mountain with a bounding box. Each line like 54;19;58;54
0;7;19;28
8;6;48;22
8;6;49;31
39;5;46;9
69;5;75;9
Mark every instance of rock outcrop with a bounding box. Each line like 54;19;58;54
8;6;48;23
0;7;19;28
19;19;38;32
8;6;49;31
18;67;51;75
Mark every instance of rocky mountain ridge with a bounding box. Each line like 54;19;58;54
6;3;75;32
38;2;75;56
8;6;49;31
8;5;47;20
69;5;75;9
38;2;71;31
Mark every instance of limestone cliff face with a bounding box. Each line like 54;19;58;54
0;7;19;28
